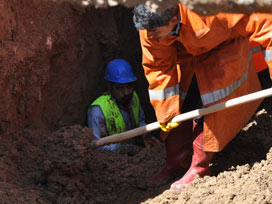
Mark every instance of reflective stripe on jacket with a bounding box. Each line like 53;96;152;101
90;91;140;135
139;4;271;151
250;41;269;72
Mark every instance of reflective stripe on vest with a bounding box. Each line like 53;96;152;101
201;49;252;105
148;84;187;101
90;91;140;135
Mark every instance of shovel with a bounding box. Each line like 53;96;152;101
90;87;272;149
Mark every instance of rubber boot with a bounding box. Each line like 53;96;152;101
147;120;193;188
170;120;214;193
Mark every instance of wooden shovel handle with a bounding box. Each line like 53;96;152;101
90;87;272;149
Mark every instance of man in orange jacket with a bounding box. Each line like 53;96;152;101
133;4;272;193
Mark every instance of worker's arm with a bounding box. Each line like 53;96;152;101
88;106;122;152
138;104;146;127
246;13;272;76
139;30;181;124
210;13;272;74
138;104;161;147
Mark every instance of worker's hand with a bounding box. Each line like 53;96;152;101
160;121;181;132
143;134;161;149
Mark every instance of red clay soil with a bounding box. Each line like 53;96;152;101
0;93;272;204
0;1;272;203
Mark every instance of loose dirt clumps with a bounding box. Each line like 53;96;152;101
0;95;271;203
0;0;272;203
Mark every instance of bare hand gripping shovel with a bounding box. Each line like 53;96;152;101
90;87;272;149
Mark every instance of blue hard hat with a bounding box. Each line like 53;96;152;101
104;59;137;84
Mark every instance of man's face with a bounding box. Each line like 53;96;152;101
145;16;178;39
110;82;134;107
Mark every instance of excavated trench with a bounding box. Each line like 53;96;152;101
0;1;272;203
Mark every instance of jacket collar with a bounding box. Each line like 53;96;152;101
168;12;181;37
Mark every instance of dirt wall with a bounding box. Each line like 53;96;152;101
0;1;272;204
0;0;153;135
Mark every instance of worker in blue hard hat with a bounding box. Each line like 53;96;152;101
88;59;160;154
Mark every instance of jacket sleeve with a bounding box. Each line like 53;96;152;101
88;105;121;151
139;30;181;123
200;12;272;75
246;13;272;76
138;104;146;127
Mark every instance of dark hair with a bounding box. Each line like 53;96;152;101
133;4;178;30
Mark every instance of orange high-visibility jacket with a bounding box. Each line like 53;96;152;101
139;4;272;152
